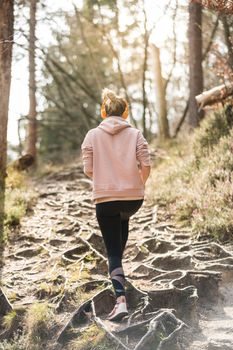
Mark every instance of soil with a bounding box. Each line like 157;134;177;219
1;159;233;349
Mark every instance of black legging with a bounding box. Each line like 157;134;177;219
95;199;144;298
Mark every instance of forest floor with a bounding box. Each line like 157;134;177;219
2;159;233;350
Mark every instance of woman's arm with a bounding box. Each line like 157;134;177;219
136;131;151;185
81;131;93;179
139;165;151;185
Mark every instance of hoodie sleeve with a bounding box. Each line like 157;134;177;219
81;130;93;174
136;131;151;167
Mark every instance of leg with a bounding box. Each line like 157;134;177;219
109;255;126;298
96;204;126;298
120;199;144;254
121;219;129;255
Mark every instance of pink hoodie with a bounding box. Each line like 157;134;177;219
81;116;151;203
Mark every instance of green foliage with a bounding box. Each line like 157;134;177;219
191;131;233;239
39;0;148;162
193;105;233;163
150;106;233;240
39;2;120;162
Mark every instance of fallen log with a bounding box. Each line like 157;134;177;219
195;83;233;108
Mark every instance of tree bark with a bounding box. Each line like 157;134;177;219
151;44;170;142
174;16;218;137
188;2;204;128
141;2;149;139
195;83;233;108
222;15;233;72
26;0;37;162
0;0;14;246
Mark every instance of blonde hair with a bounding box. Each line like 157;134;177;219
102;88;126;117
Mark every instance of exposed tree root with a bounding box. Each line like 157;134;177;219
2;163;233;349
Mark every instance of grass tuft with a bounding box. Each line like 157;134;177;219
65;323;118;350
26;301;56;348
2;310;17;330
4;168;37;230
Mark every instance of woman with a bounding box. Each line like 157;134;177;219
81;88;151;321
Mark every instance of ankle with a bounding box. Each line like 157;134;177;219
117;295;126;303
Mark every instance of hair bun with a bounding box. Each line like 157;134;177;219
102;88;117;102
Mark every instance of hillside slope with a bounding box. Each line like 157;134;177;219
0;152;233;349
150;105;233;241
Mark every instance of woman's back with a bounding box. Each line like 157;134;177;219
81;115;151;202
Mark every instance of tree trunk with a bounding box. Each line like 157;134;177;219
151;44;170;142
188;2;204;128
26;0;37;162
0;0;14;245
222;15;233;72
141;3;149;139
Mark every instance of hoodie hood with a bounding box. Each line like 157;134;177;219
98;116;131;135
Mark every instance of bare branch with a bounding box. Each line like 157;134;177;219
173;100;189;138
202;15;219;60
164;0;178;91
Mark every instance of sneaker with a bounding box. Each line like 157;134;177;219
107;301;128;321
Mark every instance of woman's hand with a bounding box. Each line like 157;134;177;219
85;171;93;179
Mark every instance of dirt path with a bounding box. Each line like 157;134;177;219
2;160;233;349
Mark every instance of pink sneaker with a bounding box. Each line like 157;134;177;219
107;301;128;321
